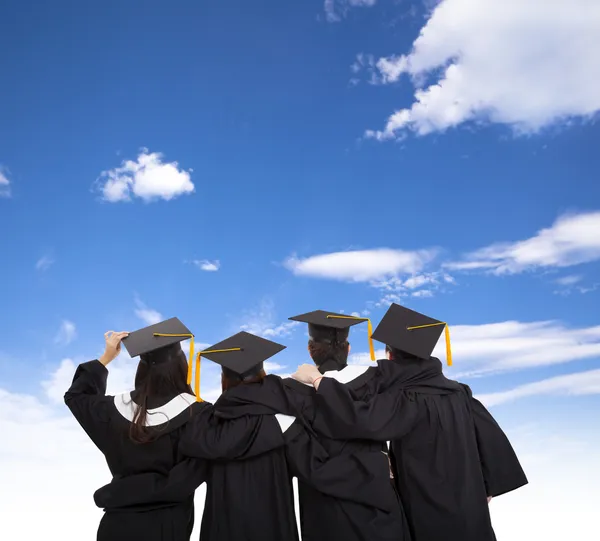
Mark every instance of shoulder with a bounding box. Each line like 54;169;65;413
113;392;205;427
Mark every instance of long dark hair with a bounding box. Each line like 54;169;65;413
221;368;266;392
308;338;350;367
129;344;193;444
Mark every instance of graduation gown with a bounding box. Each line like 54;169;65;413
309;356;529;541
215;373;410;541
65;360;285;541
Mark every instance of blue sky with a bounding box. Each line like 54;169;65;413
1;1;599;539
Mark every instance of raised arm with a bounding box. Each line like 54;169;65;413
465;386;528;497
309;377;419;441
64;331;128;448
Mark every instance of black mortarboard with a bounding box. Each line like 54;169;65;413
198;331;286;379
371;303;452;365
288;310;375;361
121;317;201;400
122;317;194;358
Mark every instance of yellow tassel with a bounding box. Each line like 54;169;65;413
152;333;199;399
406;322;453;366
195;348;242;402
326;315;376;361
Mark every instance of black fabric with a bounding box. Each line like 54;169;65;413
309;356;528;541
66;360;287;540
215;374;410;541
97;502;193;541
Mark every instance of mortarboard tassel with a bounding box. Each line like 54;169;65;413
405;322;452;366
194;348;242;402
152;332;197;397
326;315;376;361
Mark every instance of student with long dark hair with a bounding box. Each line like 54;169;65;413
64;319;285;541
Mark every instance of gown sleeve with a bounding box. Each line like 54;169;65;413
95;412;289;510
93;456;208;511
282;420;397;513
311;378;419;442
178;406;285;460
63;360;112;450
463;385;529;497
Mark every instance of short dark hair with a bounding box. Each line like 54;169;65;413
308;338;349;367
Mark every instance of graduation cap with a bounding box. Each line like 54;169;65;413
198;331;286;381
289;310;375;361
121;317;201;400
371;303;452;366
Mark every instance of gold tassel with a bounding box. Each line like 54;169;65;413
405;322;453;366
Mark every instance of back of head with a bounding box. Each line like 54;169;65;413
130;343;193;444
308;324;350;370
221;366;266;392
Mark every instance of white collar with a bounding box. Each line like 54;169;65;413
113;392;196;426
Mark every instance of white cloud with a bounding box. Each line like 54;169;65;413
350;319;600;376
96;149;194;203
446;211;600;274
324;0;377;22
364;0;600;139
0;168;11;198
193;259;220;272
555;275;582;286
372;271;456;306
486;425;599;541
478;369;600;407
35;256;54;272
134;298;163;326
55;320;77;346
238;299;300;339
285;248;437;282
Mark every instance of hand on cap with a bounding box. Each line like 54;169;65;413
100;331;129;366
292;364;322;385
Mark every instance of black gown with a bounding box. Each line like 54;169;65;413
65;360;285;541
98;383;397;541
308;356;529;541
214;371;411;541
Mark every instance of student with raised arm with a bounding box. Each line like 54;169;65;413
292;303;528;541
65;319;285;541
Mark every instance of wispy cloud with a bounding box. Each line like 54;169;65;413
324;0;377;23
0;167;11;198
477;369;600;407
555;275;583;286
36;256;55;272
95;148;194;203
193;259;220;272
364;0;600;139
446;211;600;275
134;298;163;326
373;271;455;305
350;319;600;377
54;320;77;346
285;248;437;282
238;299;300;339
